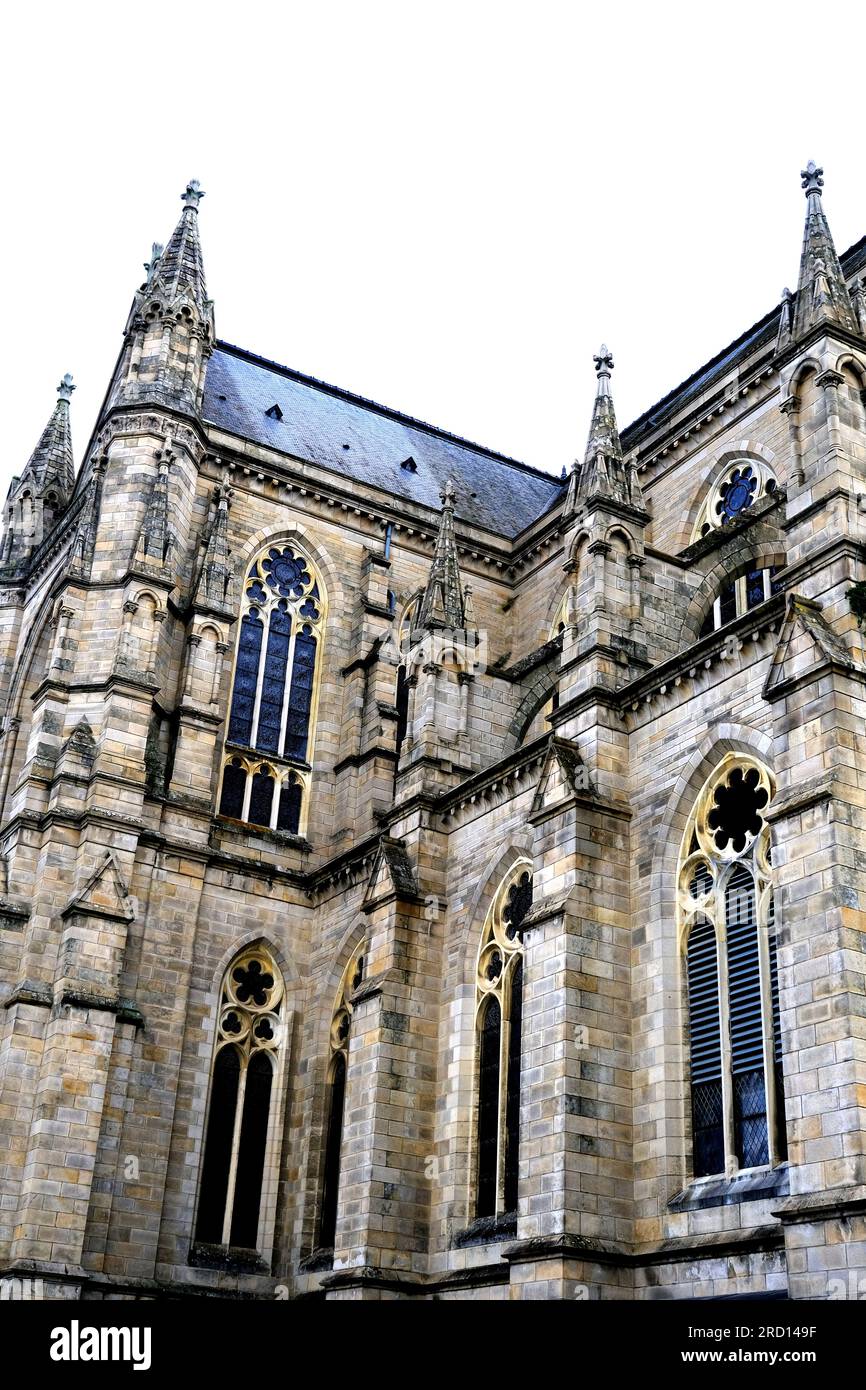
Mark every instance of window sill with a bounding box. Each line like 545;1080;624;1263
213;816;312;852
452;1211;518;1249
188;1241;269;1274
668;1164;789;1213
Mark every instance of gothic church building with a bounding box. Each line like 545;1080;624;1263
1;164;865;1301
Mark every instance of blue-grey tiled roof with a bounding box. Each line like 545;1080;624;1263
203;346;564;537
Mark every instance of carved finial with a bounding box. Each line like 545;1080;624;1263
56;373;75;402
182;179;205;211
440;477;456;509
801;161;824;196
144;242;164;278
593;344;614;377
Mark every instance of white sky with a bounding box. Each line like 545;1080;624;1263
2;0;864;501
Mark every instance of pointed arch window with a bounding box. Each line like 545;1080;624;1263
219;543;325;837
679;758;787;1179
475;864;533;1216
195;947;285;1252
319;946;364;1251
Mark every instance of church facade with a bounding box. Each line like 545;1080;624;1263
0;163;865;1301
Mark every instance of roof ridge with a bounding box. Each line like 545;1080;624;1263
214;339;566;488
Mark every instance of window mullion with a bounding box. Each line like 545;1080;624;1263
222;1052;250;1245
756;891;781;1166
496;995;510;1216
715;903;737;1175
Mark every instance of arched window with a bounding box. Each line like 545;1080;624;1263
195;946;284;1251
678;757;787;1179
475;864;533;1216
692;459;778;541
698;565;784;636
318;945;364;1250
219;543;325;837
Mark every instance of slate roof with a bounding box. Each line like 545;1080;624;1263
202;236;866;541
203;347;564;537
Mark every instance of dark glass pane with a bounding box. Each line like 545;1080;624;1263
718;581;737;626
503;957;523;1212
219;761;246;819
227;610;264;746
229;1050;273;1248
248;770;274;828
699;608;715;638
692;1080;725;1178
284;626;317;762
769;566;785;595
716;466;757;523
726;867;769;1167
319;1053;346;1249
277;779;303;835
255;605;291;753
395;665;409;759
195;1047;240;1243
550;685;560;714
476;997;501;1218
745;568;765;610
687;917;724;1176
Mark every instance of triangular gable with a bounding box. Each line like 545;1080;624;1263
763;593;858;699
61;850;135;923
362;836;420;914
530;736;594;822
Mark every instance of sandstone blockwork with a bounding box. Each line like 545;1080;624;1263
1;169;866;1301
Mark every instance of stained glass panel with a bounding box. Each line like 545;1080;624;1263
255;603;291;753
284;626;317;762
248;769;274;828
219;759;246;819
227;610;263;745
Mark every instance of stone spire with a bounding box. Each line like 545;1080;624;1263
416;480;467;631
790;161;858;341
148;180;209;318
194;485;234;610
17;374;76;498
566;347;644;514
112;180;215;417
0;376;78;569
